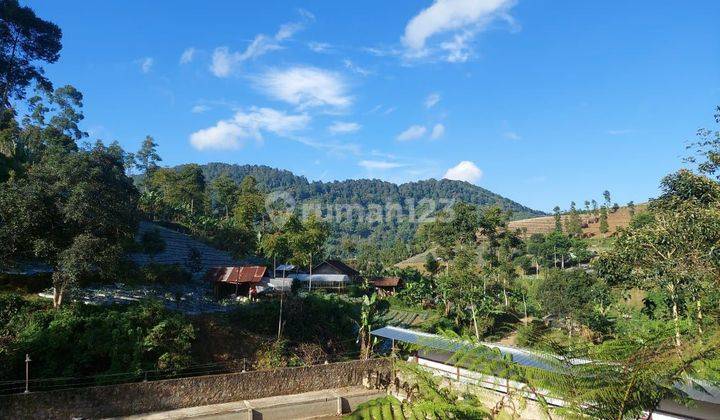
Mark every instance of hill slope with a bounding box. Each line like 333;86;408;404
176;163;545;258
507;204;645;238
201;163;543;218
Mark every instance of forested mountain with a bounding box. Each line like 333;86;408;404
199;162;542;217
180;162;544;259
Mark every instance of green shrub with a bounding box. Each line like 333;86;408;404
0;297;195;381
141;263;191;284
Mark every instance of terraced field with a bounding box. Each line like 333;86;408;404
508;204;645;238
381;308;433;328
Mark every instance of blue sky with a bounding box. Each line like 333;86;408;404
28;0;720;212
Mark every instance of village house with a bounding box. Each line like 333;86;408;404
371;277;403;296
312;260;361;282
205;266;268;299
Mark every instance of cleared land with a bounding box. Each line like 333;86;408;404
508;203;645;238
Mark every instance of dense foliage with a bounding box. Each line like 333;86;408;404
0;296;195;381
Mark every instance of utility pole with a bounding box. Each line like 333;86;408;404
24;354;31;394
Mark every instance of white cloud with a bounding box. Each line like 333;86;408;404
139;57;153;73
384;106;397;115
210;13;311;77
210;47;234;77
180;47;196;64
402;0;516;62
295;137;361;157
503;131;521;140
328;121;361;134
191;104;210;114
440;30;475;63
190;107;310;150
255;66;352;109
430;123;445;139
343;59;372;76
397;125;427;141
308;41;332;53
424;93;441;108
359;160;405;170
443;160;483;183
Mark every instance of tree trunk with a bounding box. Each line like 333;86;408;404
670;285;681;347
696;298;704;336
53;285;64;308
503;282;509;307
470;305;480;341
523;295;528;325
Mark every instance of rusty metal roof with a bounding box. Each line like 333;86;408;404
372;277;401;287
205;266;267;284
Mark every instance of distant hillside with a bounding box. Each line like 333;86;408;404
507;204;646;238
200;163;543;218
168;162;545;258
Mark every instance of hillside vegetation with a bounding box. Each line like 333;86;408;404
190;163;544;257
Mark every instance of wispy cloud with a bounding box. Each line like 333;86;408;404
210;12;312;77
308;41;332;53
607;129;637;136
443;160;483;184
189;107;309;150
430;123;445;139
139;57;154;73
402;0;517;63
424;92;441;108
294;137;361;157
328;121;361;135
503;131;521;140
343;59;372;76
255;66;352;109
180;47;196;64
191;104;210;114
359;160;406;170
397;124;427;141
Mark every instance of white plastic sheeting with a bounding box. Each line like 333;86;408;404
293;274;350;284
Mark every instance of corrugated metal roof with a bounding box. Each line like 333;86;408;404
205;266;267;284
370;326;574;371
370;326;720;406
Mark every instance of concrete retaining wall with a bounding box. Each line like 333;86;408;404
0;358;392;419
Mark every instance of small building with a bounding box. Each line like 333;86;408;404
205;266;267;299
313;260;361;282
294;273;351;291
371;277;402;296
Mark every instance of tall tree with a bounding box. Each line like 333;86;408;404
603;190;612;208
553;205;562;232
208;173;238;218
684;105;720;179
0;143;139;306
627;200;636;218
0;0;62;106
564;201;583;237
135;135;161;176
599;206;609;236
234;176;266;229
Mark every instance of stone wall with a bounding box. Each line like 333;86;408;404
0;358;392;419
